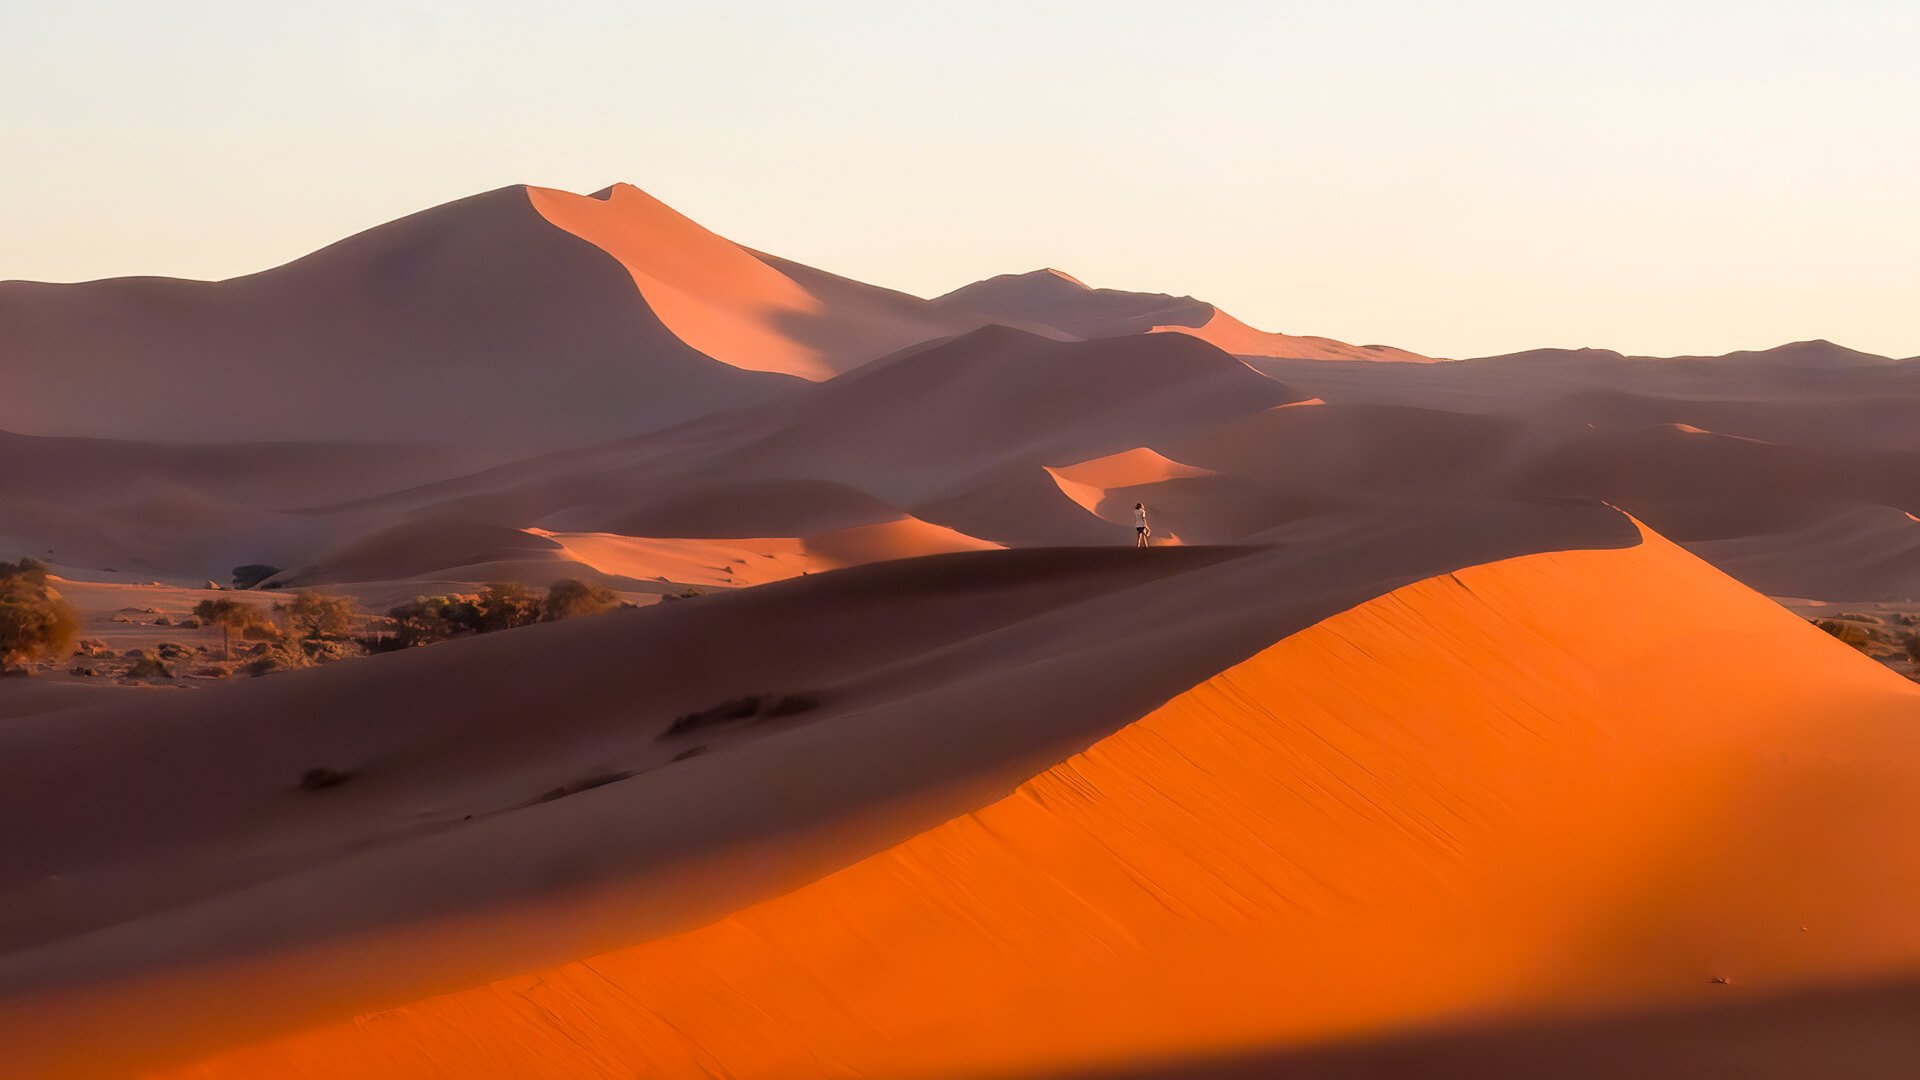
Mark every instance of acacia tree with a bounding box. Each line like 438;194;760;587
192;598;264;660
284;592;354;640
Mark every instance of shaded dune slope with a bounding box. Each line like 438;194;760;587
0;187;796;453
934;269;1432;363
151;521;1920;1080
0;501;1635;1077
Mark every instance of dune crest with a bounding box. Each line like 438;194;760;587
1151;309;1435;364
528;184;991;380
528;184;832;379
1045;447;1217;520
157;521;1920;1078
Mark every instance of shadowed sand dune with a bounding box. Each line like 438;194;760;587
935;269;1434;362
0;187;799;454
0;500;1636;1078
107;518;1920;1079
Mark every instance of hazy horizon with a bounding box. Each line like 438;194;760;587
5;0;1916;360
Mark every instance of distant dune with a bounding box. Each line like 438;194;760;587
935;268;1435;362
528;184;993;380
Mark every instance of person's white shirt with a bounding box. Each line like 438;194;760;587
1134;506;1148;529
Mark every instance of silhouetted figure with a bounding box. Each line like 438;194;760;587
1134;503;1151;548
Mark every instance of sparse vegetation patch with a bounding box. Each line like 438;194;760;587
661;691;824;738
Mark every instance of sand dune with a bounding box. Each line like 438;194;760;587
6;174;1920;1080
528;185;991;380
0;500;1639;1078
132;519;1920;1078
1043;447;1217;540
1688;503;1920;602
935;268;1434;362
0;187;798;454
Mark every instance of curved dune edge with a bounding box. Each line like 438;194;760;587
800;516;1003;566
1045;447;1215;521
526;184;833;380
1150;311;1435;364
526;517;1003;590
154;522;1920;1080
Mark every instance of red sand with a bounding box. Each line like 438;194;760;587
145;522;1920;1078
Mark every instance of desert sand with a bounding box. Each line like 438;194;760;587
3;181;1919;1079
53;519;1920;1079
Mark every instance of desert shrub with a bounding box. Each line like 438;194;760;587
1812;618;1875;651
241;622;282;641
300;766;355;791
1906;633;1920;665
664;695;766;737
155;642;194;662
545;578;620;621
385;593;483;647
533;770;635;804
0;558;51;586
476;583;543;632
660;692;823;737
0;561;80;668
232;564;282;590
283;591;355;640
123;656;173;680
299;638;355;662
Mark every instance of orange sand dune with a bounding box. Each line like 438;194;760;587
155;522;1920;1078
0;503;1637;1078
525;518;1001;590
529;184;990;380
1044;447;1216;543
799;515;1003;565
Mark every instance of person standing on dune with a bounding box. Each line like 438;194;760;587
1134;503;1151;548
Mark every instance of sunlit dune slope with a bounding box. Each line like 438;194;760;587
528;184;988;379
162;522;1920;1079
1044;447;1216;539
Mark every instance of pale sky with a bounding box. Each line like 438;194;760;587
4;0;1916;360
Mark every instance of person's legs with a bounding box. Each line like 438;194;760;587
1136;527;1149;548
